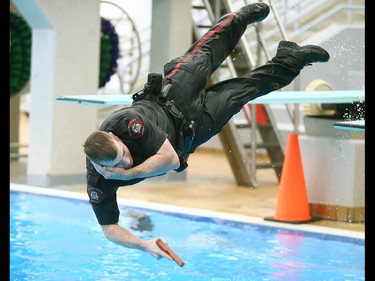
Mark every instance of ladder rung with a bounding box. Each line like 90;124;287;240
235;123;271;129
10;153;28;159
256;162;283;169
244;143;280;149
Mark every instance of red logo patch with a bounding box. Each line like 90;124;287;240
87;186;105;204
127;117;144;138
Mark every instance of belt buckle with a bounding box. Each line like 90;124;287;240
168;100;181;117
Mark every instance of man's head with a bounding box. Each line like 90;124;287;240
83;131;133;168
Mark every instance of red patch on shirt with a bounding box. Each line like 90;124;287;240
87;186;105;204
127;117;145;138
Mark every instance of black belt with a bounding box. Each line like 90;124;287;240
164;99;184;119
163;98;196;153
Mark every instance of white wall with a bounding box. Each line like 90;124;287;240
12;0;100;186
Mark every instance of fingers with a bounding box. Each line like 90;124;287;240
91;162;111;179
153;239;174;261
91;162;103;173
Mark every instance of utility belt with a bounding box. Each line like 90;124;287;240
132;73;196;156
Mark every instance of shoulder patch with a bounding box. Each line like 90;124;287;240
127;117;145;138
87;186;105;204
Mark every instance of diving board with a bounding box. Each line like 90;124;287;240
56;90;364;106
56;94;134;106
247;90;364;104
333;119;365;131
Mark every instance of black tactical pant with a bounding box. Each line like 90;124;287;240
163;4;301;153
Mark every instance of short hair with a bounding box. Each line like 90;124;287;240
83;131;117;164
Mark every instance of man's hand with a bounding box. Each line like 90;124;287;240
144;239;175;261
91;138;180;181
91;162;127;180
156;238;185;266
100;224;175;262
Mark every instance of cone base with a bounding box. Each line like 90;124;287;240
264;216;320;224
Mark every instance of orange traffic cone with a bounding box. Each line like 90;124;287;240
265;133;318;224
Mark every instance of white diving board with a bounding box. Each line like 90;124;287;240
333;119;365;132
56;90;364;106
56;94;134;106
247;90;364;104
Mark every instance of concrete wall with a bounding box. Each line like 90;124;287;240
12;0;100;186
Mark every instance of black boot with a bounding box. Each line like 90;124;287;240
219;3;270;25
274;40;330;70
242;2;270;25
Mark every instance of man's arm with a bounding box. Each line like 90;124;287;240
93;138;180;181
100;224;174;260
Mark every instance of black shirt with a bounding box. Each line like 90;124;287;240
86;98;180;225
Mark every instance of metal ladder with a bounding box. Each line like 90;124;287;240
191;0;286;187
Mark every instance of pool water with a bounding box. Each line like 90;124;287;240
10;191;365;281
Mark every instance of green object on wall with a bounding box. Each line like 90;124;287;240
9;13;119;97
10;12;31;97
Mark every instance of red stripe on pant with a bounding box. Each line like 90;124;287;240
165;11;239;80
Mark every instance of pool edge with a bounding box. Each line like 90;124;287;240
10;183;364;240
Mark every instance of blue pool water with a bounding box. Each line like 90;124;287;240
10;190;364;281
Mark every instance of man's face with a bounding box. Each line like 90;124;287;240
112;135;133;169
96;133;133;169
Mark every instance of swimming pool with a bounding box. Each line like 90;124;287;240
10;184;365;281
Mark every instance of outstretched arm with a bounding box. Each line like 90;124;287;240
93;138;180;181
101;223;173;261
